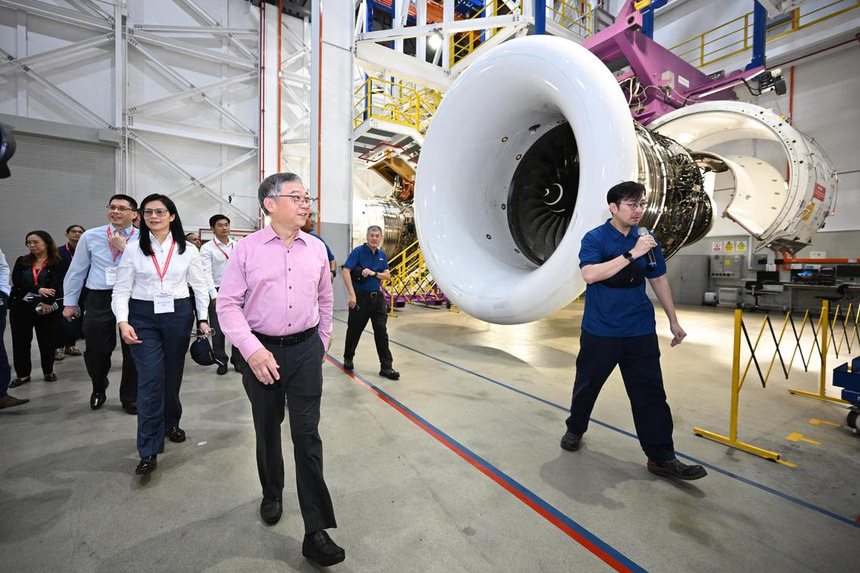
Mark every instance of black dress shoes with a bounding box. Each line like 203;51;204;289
560;431;582;452
343;359;354;371
44;372;58;382
379;367;400;380
135;455;157;475
165;426;186;443
123;402;138;415
90;392;106;410
9;377;30;388
302;530;345;567
216;362;228;375
260;497;282;525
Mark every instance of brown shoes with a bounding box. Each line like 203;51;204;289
0;394;30;409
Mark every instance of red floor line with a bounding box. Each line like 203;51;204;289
332;360;635;572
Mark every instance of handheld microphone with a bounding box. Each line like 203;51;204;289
638;227;657;269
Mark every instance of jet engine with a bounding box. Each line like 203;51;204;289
414;35;837;324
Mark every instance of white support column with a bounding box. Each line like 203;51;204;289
393;0;405;53
262;2;280;178
442;0;454;71
416;0;427;62
114;1;125;195
311;0;354;310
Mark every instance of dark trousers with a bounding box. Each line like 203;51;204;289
0;292;11;396
127;299;193;458
82;289;137;404
208;295;237;365
343;290;393;368
241;334;337;534
9;300;60;378
565;331;675;462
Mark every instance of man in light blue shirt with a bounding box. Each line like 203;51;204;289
0;247;28;409
63;194;140;412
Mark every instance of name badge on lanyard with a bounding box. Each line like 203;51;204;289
105;266;118;286
152;240;176;314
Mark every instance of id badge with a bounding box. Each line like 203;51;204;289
154;291;174;314
105;266;118;286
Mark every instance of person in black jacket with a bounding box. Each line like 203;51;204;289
8;231;66;387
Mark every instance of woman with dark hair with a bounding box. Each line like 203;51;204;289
112;194;210;475
56;224;86;359
8;230;66;387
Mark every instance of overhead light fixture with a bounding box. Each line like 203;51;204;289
428;32;442;51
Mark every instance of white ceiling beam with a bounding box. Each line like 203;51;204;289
0;0;113;32
173;0;258;62
0;45;113;129
65;0;114;21
355;42;451;92
128;115;257;149
131;25;256;37
128;39;255;133
0;33;114;76
171;150;257;199
128;71;256;115
128;30;256;70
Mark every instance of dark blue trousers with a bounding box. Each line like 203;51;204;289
241;333;337;534
127;298;193;458
0;292;10;397
565;331;675;462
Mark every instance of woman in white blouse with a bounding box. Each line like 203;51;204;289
112;194;210;476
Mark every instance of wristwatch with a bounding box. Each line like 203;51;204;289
623;251;635;263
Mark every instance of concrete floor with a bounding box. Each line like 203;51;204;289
1;303;858;572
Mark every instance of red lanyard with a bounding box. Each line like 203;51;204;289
65;244;73;257
107;226;135;262
150;240;176;284
214;240;230;260
32;260;48;285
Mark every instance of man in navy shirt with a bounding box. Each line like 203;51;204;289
560;181;706;481
342;226;399;380
301;212;337;282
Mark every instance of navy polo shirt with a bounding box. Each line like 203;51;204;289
344;243;389;293
580;219;667;337
308;232;335;262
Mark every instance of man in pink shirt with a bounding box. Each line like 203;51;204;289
217;172;344;567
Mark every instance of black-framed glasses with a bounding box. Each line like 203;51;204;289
141;208;170;217
276;194;316;205
619;201;648;211
107;204;135;212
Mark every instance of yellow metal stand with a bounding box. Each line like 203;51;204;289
788;300;850;405
693;309;791;465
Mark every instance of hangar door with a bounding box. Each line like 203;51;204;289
0;134;116;261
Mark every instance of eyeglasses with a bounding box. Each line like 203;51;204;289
107;205;135;212
68;229;84;234
142;208;170;217
276;194;316;205
619;201;648;211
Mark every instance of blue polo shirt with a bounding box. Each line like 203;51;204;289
308;232;335;261
344;243;389;293
580;219;666;337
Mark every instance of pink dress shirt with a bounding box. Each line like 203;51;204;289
216;226;333;360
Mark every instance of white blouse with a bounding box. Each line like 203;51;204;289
111;233;209;323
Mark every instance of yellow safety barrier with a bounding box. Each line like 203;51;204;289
546;0;593;38
383;240;454;317
669;0;859;68
353;77;442;133
694;300;859;464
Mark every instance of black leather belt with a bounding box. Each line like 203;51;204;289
253;325;317;346
356;291;379;298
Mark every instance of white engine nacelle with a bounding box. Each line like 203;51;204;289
414;36;837;325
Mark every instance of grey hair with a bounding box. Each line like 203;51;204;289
367;225;382;235
258;172;304;215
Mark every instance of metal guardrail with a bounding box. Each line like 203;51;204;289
670;0;860;69
383;240;451;316
694;300;858;465
353;76;442;133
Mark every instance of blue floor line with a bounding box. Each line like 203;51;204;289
333;317;860;528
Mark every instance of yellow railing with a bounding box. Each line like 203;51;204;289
547;0;593;38
670;0;860;68
450;0;524;67
384;240;451;315
353;77;443;132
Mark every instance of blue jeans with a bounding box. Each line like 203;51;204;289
0;292;11;397
127;298;193;458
